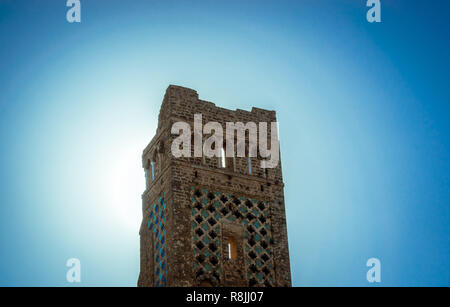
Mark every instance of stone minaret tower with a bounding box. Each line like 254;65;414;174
138;85;291;287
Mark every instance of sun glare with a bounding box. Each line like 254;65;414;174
106;145;145;233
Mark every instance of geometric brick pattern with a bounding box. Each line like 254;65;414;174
147;192;167;287
191;187;274;287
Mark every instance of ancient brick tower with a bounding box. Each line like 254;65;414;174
138;85;291;287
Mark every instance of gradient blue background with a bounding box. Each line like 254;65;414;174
0;0;449;286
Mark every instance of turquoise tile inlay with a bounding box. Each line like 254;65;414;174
147;192;167;287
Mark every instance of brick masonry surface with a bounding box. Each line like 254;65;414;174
137;85;291;287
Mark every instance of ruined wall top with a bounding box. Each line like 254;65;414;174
143;85;278;157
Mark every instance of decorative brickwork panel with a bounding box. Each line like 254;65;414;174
191;187;275;287
147;193;167;287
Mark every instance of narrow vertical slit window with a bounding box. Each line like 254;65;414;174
227;237;237;259
248;157;252;175
221;147;226;168
151;161;155;181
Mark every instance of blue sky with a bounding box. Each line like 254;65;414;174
0;0;449;286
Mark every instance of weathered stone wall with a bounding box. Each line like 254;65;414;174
138;85;291;287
